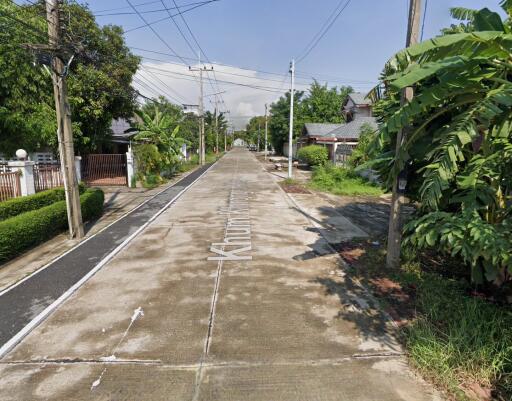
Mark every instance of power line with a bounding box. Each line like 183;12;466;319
296;0;352;64
94;1;213;16
125;0;192;69
123;1;218;33
169;0;227;112
139;66;191;104
141;68;290;94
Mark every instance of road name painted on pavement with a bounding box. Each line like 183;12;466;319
208;178;252;261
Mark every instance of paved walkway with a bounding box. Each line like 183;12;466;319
0;149;440;401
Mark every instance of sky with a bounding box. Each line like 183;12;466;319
70;0;504;128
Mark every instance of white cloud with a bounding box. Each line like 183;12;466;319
133;61;296;130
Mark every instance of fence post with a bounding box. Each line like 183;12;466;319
126;150;136;188
74;156;82;183
8;160;36;196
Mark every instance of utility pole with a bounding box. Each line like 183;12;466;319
264;103;268;160
257;122;261;152
288;59;295;178
215;105;219;155
386;0;422;269
45;0;84;239
189;58;213;165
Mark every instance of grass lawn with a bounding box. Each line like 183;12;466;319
339;242;512;401
309;163;384;196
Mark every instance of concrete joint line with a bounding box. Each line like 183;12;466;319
0;163;216;359
193;156;240;401
0;352;405;370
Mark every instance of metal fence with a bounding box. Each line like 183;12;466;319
33;163;64;192
0;171;21;202
82;154;127;186
0;163;11;173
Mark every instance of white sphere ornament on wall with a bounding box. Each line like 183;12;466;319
16;149;28;160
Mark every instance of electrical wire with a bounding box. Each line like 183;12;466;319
94;1;213;16
123;1;218;33
296;0;352;64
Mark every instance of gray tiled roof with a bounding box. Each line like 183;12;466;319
303;123;343;137
324;117;377;139
348;92;372;106
111;118;137;138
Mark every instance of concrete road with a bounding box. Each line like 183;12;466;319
0;149;440;401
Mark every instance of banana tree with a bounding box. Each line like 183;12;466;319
370;2;512;285
132;107;186;170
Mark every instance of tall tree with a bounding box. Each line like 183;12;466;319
301;81;352;123
0;0;140;156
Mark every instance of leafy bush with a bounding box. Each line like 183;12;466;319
297;145;328;166
142;174;162;189
310;163;383;196
134;143;162;177
0;184;85;222
405;210;512;284
0;188;104;262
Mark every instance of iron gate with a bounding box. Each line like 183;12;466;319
81;154;128;186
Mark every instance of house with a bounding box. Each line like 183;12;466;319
342;92;373;120
298;92;377;163
109;118;138;154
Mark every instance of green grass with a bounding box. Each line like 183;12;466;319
352;246;512;400
309;163;384;196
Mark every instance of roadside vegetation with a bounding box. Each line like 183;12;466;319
343;242;512;401
0;187;104;262
310;164;383;196
353;3;512;399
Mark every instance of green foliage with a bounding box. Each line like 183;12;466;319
204;110;228;153
142;174;162;189
369;4;512;286
0;188;104;262
297;145;328;166
132;106;187;179
0;185;84;221
0;0;140;155
244;116;266;148
310;163;383;196
401;261;512;399
134;144;162;177
348;122;378;167
268;81;352;153
405;210;512;284
354;247;512;400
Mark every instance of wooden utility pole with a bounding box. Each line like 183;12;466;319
386;0;422;268
189;61;213;165
45;0;84;239
215;105;219;155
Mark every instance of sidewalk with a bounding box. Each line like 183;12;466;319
0;167;201;293
0;149;441;401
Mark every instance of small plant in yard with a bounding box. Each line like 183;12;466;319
343;243;512;401
310;163;383;196
297;145;328;166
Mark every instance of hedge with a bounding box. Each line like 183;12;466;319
0;184;86;222
297;145;329;166
0;188;104;263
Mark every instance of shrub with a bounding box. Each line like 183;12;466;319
297;145;328;166
310;163;383;196
0;184;85;222
0;188;104;262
